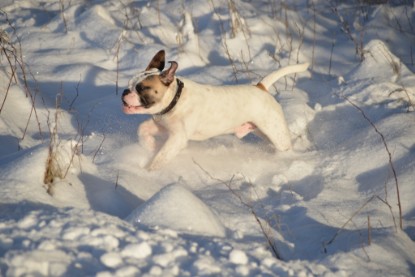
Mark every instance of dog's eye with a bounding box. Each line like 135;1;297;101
135;84;151;93
135;84;143;92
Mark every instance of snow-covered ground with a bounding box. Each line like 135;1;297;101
1;0;415;276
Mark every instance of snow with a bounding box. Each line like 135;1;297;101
229;249;248;265
126;184;226;237
1;0;415;276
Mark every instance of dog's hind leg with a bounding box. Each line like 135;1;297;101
254;112;292;151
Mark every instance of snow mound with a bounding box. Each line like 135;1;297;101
348;39;411;82
126;184;226;237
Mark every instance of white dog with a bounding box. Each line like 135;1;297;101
122;50;309;170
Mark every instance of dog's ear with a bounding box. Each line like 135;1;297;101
146;50;165;71
159;61;178;85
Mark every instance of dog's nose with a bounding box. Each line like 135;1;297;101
122;89;131;97
122;89;131;107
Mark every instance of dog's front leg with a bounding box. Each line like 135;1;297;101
147;133;188;171
138;119;167;151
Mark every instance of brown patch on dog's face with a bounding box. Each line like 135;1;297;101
136;75;170;108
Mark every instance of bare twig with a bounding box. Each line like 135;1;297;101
0;58;16;113
343;96;402;230
208;0;239;82
193;160;282;260
22;69;45;141
367;215;372;246
375;195;398;230
114;170;120;190
323;195;375;251
294;21;305;65
63;137;82;179
1;12;45;140
328;41;335;76
404;6;414;34
331;5;364;61
227;0;252;62
69;75;81;110
59;0;68;33
44;87;63;193
345;214;371;261
92;134;106;163
113;33;124;95
388;87;414;112
157;0;161;25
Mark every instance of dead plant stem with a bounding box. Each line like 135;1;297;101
193;160;281;260
343;96;402;230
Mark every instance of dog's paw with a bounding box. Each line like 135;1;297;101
145;160;162;171
146;164;162;171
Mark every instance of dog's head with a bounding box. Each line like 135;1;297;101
122;50;178;114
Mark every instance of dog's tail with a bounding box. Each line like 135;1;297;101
256;63;309;92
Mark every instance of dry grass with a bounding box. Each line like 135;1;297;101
193;160;282;260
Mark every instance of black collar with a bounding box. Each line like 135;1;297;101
153;78;184;118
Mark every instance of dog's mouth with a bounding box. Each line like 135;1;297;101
122;100;141;109
122;96;155;110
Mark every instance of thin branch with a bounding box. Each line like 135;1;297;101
343;96;402;230
208;0;239;82
0;57;16;113
375;195;397;230
324;195;375;251
193;159;282;260
115;170;120;190
92;134;106;163
69;75;81;110
367;215;371;246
